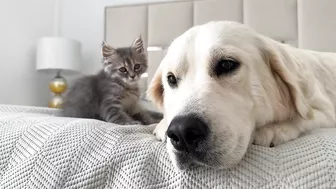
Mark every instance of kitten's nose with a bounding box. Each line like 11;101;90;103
130;75;135;79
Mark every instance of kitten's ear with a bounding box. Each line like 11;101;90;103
101;41;116;58
132;35;145;54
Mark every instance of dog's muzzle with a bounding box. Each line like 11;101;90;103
167;114;209;153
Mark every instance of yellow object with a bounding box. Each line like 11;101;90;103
49;94;64;109
49;77;67;93
48;72;67;109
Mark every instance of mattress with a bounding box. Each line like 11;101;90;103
0;104;335;188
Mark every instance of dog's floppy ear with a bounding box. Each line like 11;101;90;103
259;38;313;120
147;66;164;110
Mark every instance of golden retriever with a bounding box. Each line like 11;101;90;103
147;21;336;170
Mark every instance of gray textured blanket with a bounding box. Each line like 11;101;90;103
0;105;335;189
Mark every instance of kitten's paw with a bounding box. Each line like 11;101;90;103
253;123;301;147
143;118;156;125
129;121;142;125
153;119;168;142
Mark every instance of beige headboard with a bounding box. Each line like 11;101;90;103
104;0;336;92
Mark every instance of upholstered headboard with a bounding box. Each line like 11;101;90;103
104;0;336;92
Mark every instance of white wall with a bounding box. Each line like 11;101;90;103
60;0;174;75
0;0;173;107
0;0;57;107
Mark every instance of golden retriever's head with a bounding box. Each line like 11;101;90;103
147;21;312;170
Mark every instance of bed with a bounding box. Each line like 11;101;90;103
1;105;336;188
1;0;336;188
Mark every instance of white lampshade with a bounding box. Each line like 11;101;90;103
36;37;82;74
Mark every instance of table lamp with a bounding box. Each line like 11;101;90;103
36;37;82;108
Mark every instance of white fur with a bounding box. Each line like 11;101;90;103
147;21;336;169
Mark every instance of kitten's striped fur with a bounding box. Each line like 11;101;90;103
62;36;162;125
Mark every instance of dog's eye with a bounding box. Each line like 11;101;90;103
215;59;240;76
167;73;178;87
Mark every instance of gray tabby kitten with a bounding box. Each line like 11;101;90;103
62;36;162;125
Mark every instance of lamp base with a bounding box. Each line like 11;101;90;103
48;72;67;109
49;94;64;109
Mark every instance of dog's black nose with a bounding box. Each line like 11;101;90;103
167;115;208;152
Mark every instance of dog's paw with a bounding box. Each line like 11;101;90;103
253;123;301;147
253;126;276;147
153;119;168;142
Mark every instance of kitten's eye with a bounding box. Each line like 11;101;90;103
119;67;127;73
134;64;141;70
167;73;178;87
215;59;240;76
